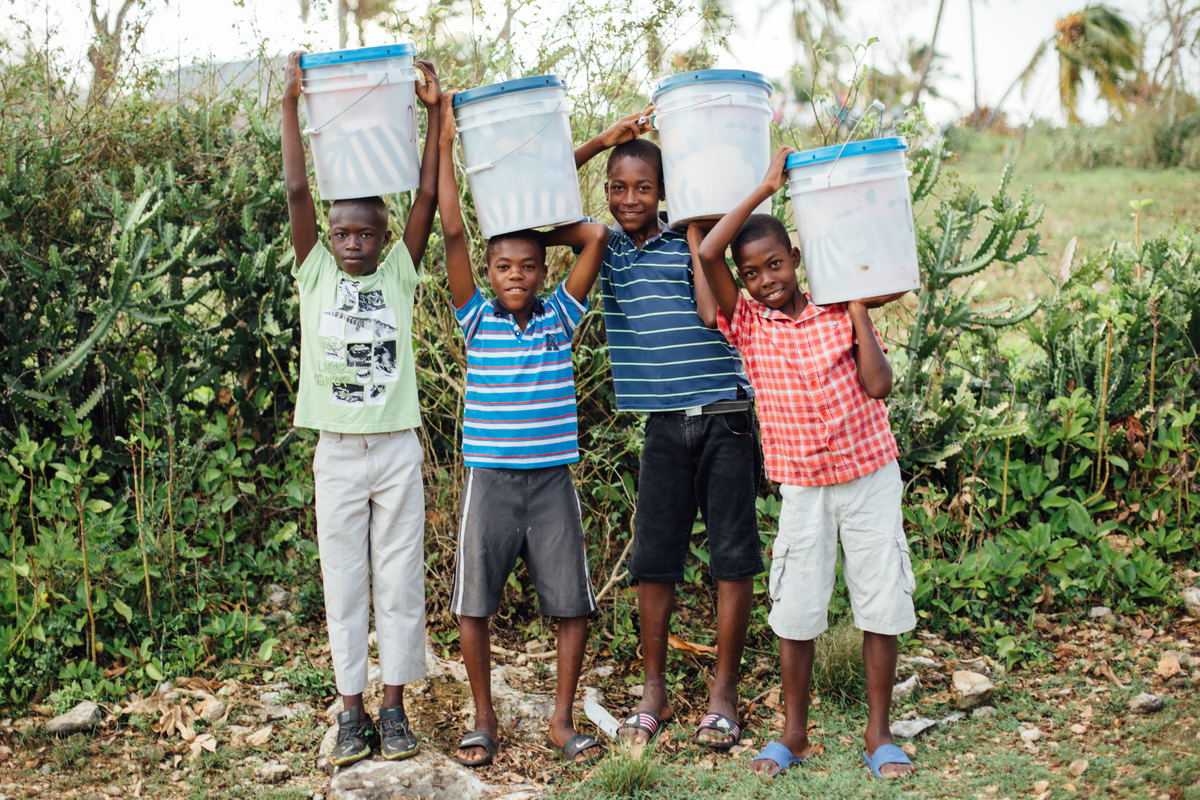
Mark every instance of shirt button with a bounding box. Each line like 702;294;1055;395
809;380;818;389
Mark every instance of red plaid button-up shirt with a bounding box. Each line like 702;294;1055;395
717;292;898;487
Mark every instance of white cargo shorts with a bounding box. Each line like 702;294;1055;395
767;460;916;641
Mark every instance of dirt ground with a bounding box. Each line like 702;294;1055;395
2;592;1199;800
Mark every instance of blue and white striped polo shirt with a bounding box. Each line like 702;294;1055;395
601;217;753;412
455;283;586;469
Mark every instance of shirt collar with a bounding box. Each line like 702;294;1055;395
757;291;824;324
491;296;545;319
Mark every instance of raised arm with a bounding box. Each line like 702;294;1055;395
437;92;477;308
543;222;612;304
401;60;443;266
687;221;718;328
573;105;654;169
282;50;319;266
696;146;796;320
848;293;906;399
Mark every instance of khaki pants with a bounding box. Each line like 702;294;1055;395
314;429;426;694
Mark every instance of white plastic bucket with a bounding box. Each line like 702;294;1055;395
651;70;774;224
785;137;920;305
300;44;420;200
453;76;583;239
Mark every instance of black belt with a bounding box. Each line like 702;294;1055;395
672;399;753;417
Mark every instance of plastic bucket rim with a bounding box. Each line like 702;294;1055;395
300;43;416;69
453;93;570;129
301;67;417;94
652;68;772;99
453;75;567;108
786;167;913;196
785;136;908;170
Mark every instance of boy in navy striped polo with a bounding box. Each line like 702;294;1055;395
574;114;763;750
437;94;611;767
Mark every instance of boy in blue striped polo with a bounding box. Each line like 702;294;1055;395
574;115;762;750
437;94;611;767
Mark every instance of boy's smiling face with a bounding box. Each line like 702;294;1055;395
485;237;546;318
605;156;664;237
328;202;392;277
734;235;805;317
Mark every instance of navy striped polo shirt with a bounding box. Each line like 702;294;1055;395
455;283;585;468
601;217;752;412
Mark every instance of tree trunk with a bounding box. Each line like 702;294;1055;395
910;0;947;107
87;0;139;105
969;0;980;116
338;0;349;49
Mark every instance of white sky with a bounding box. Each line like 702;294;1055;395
11;0;1171;125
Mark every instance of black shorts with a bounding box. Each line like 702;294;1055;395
449;465;596;618
629;403;764;583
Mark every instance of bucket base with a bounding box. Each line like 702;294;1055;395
534;216;584;232
808;278;919;307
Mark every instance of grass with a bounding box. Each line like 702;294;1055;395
558;663;1200;800
811;618;865;706
924;127;1200;304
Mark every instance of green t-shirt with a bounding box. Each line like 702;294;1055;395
291;244;421;434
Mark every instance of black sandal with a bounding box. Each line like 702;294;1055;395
693;712;741;751
454;730;497;767
558;733;604;764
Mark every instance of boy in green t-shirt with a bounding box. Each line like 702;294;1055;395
281;49;440;767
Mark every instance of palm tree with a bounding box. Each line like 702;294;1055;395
987;3;1141;125
910;0;947;108
1053;5;1141;121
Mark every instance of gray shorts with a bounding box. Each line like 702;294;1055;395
449;465;596;618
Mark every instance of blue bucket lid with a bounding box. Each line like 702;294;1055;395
453;75;566;107
301;43;416;69
652;69;772;99
786;137;908;169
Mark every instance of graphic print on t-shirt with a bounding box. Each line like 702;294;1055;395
318;278;399;406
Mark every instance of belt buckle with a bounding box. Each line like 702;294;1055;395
684;406;703;417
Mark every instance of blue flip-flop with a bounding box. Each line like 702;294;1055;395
752;741;807;776
862;743;914;778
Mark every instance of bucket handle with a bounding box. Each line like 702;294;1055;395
639;93;737;129
462;99;568;175
303;72;394;136
819;100;886;188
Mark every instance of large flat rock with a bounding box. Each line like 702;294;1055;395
327;751;487;800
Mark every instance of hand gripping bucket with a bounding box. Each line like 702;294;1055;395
650;69;774;224
785;137;921;305
452;76;583;239
300;44;420;200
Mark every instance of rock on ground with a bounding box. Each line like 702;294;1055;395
258;762;291;783
891;717;937;738
1130;692;1164;714
1182;586;1200;618
952;671;995;711
45;702;102;735
197;698;226;723
326;751;488;800
891;674;919;706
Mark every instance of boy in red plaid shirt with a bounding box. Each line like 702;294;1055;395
692;146;915;779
